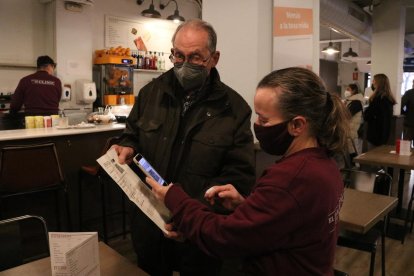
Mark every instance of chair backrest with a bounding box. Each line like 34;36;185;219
0;215;49;271
0;143;64;193
340;168;392;196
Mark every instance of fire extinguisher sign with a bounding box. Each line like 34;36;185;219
353;69;358;81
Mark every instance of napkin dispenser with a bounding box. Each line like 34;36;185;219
75;79;97;104
61;86;71;101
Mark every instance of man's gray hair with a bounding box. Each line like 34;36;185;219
171;19;217;53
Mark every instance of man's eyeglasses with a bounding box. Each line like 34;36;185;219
169;49;212;66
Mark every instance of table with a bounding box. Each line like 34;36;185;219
340;188;398;234
339;188;397;276
353;145;414;214
0;242;148;276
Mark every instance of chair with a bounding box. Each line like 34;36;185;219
0;143;71;231
338;168;393;276
78;136;129;243
405;183;414;236
0;215;49;271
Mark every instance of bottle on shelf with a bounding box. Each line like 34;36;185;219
137;51;144;69
143;52;151;69
152;51;158;70
157;52;162;71
161;52;166;71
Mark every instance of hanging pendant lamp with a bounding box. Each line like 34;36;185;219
138;0;161;18
322;29;339;55
343;39;359;57
161;0;185;23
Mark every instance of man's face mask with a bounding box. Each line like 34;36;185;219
254;120;294;156
173;62;209;91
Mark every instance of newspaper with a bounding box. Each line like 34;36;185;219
97;148;171;233
49;232;99;276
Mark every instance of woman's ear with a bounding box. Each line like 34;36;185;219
289;116;307;136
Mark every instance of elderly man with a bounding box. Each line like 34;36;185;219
112;19;255;275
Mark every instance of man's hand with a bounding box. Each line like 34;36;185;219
111;145;134;164
204;184;245;211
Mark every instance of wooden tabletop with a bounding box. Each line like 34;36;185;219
353;145;414;170
340;188;398;234
0;242;148;276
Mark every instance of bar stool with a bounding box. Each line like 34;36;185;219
78;136;129;243
0;143;71;231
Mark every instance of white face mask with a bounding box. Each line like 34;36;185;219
344;90;352;98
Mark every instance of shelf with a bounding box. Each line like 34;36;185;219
133;69;166;73
0;63;37;69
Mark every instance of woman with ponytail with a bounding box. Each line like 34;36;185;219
146;67;349;275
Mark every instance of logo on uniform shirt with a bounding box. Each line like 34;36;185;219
328;191;344;233
31;79;55;85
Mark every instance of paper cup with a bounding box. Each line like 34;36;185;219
25;116;35;129
34;116;44;128
399;140;411;155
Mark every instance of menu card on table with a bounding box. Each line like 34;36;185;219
49;232;100;276
97;148;171;233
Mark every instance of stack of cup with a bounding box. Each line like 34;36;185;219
25;116;35;129
34;116;44;128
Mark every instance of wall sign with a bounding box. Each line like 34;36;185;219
104;15;177;55
273;7;313;37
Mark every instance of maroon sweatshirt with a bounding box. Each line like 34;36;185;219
11;70;62;115
165;147;344;275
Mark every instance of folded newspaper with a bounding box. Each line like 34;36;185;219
97;148;171;233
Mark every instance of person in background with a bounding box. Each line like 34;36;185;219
401;79;414;145
146;67;349;275
363;73;397;150
344;83;364;156
112;19;255;275
10;55;61;116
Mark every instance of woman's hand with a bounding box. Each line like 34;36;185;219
111;145;134;164
204;184;245;211
163;223;185;242
145;177;173;203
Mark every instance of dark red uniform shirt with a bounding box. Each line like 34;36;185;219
10;70;62;115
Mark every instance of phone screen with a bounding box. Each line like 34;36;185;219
133;154;167;186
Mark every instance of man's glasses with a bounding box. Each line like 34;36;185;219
169;49;212;66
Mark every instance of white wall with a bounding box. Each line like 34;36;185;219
0;0;51;93
203;0;273;127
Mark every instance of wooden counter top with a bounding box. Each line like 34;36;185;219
0;123;125;142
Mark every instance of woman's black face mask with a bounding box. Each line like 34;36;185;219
254;120;294;156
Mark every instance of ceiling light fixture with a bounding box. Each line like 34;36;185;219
321;29;340;55
137;0;161;18
342;39;359;58
160;0;185;23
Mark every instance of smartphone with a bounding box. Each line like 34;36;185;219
133;153;168;186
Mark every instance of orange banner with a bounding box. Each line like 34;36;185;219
273;7;313;37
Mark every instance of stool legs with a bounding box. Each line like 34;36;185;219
79;170;128;243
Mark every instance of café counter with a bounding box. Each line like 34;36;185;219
0;123;126;229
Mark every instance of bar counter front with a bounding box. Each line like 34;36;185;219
0;123;125;230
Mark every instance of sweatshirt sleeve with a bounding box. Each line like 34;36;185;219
165;175;301;259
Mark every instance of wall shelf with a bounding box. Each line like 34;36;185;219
0;63;37;69
133;69;166;74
